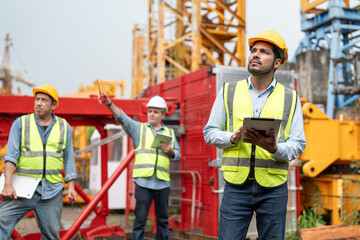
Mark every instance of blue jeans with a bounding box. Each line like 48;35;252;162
0;190;63;240
219;181;288;240
133;184;170;240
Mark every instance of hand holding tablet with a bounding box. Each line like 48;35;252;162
151;132;172;148
241;117;281;142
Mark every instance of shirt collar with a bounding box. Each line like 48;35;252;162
146;122;165;130
247;76;277;92
34;113;56;124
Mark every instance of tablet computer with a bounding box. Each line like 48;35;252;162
241;117;281;142
0;174;41;199
151;132;172;148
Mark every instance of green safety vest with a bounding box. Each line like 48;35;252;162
222;79;297;187
133;123;175;182
17;113;67;183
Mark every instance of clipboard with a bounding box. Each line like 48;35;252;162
0;174;41;199
151;132;172;148
241;117;281;142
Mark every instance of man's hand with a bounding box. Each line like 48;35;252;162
1;162;17;200
243;128;278;153
0;184;17;200
98;92;112;106
159;143;174;157
67;180;77;204
230;127;244;144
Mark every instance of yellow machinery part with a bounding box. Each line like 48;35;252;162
63;79;125;99
301;174;360;225
300;103;360;177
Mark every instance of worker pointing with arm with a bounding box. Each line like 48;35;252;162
99;94;180;240
203;30;306;240
0;84;77;240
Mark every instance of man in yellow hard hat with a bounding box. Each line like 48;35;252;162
203;30;306;239
99;94;180;240
0;84;77;240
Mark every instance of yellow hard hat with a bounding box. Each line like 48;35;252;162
33;84;59;107
248;30;288;65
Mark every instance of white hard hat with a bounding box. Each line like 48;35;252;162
146;96;168;112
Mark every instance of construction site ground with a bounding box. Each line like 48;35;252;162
15;206;133;239
14;206;218;240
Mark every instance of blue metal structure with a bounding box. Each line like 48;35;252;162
294;0;360;118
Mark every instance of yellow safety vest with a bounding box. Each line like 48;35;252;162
222;80;297;187
133;123;175;182
17;113;67;183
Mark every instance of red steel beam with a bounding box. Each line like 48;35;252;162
0;95;177;144
61;149;135;240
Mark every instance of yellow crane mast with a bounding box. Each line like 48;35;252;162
132;0;246;98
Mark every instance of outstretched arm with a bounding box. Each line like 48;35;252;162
99;93;121;117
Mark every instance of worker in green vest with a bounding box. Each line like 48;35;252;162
203;30;306;240
99;94;180;240
0;84;77;240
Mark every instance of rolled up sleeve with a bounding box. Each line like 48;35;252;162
4;117;22;165
63;122;77;183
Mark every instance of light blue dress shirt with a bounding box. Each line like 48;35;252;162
115;109;181;190
203;77;306;161
4;113;77;199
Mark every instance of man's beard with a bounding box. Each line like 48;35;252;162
248;59;275;76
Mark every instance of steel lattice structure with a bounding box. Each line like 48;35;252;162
131;0;245;98
296;0;360;118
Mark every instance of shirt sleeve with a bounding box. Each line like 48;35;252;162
203;87;235;149
114;109;141;148
272;96;307;161
4;117;22;165
63;122;77;183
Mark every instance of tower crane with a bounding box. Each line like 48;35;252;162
0;33;34;95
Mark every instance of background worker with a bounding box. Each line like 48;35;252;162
0;84;77;240
99;94;180;240
203;30;306;240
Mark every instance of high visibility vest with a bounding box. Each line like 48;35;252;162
17;113;67;184
133;123;175;182
222;80;297;187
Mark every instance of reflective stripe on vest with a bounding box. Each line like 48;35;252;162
133;123;175;181
222;80;297;187
17;113;67;183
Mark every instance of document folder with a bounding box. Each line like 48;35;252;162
0;174;40;199
151;132;172;148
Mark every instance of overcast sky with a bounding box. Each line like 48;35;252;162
0;0;303;98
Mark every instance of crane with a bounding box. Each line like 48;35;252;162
131;0;246;98
0;33;34;95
